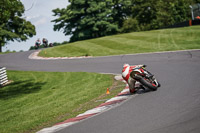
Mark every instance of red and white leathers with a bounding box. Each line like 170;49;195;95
122;64;136;93
122;64;145;93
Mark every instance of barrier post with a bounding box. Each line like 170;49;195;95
189;20;192;26
0;67;8;87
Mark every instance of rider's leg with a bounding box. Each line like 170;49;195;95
128;77;136;93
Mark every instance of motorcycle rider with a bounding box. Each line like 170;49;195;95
122;64;147;93
35;38;41;49
122;64;137;93
42;38;48;47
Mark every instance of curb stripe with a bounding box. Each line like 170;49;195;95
55;113;97;125
97;99;126;107
29;49;200;60
37;122;78;133
106;95;129;103
77;106;108;117
117;91;130;96
29;50;92;60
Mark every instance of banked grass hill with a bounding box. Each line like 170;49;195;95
39;26;200;57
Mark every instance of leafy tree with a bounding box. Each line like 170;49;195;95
131;0;194;30
168;0;192;22
52;0;199;42
52;0;118;42
131;0;158;29
121;18;140;32
0;0;36;52
112;0;133;28
193;0;200;3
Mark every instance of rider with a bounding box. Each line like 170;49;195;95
35;38;41;47
42;38;48;47
122;64;147;93
122;64;136;93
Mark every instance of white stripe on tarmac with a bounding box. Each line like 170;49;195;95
106;95;129;103
37;122;78;133
121;89;130;93
77;106;109;117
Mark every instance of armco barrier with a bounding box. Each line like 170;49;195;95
0;67;8;87
166;20;200;29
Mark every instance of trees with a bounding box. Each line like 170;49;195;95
121;18;140;32
52;0;118;42
124;0;194;31
112;0;133;28
52;0;199;42
0;0;36;52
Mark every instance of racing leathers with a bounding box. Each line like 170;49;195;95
122;64;136;93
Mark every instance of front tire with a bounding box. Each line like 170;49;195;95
139;78;158;91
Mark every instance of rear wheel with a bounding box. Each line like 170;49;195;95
139;78;158;91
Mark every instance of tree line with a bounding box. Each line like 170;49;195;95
52;0;200;42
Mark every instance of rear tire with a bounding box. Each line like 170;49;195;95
139;78;158;91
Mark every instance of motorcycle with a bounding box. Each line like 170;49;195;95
130;65;160;91
43;42;48;48
35;43;40;49
42;39;48;48
49;43;53;47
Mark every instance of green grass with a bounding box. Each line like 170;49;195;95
39;26;200;57
0;71;124;133
0;51;16;54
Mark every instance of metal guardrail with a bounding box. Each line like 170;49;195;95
0;67;8;87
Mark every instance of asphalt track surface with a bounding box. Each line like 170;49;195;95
1;50;200;133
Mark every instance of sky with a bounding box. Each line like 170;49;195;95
2;0;70;52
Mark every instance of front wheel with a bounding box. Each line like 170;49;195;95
139;78;158;91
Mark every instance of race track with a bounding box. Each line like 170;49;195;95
1;50;200;133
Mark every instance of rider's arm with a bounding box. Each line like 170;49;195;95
130;64;146;70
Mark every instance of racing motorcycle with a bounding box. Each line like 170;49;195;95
35;43;40;49
130;65;160;91
42;38;48;48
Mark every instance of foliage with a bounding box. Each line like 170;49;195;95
52;0;199;42
121;18;140;33
193;0;200;3
131;0;194;30
52;0;118;42
0;0;36;52
29;45;47;50
112;0;133;28
29;41;68;50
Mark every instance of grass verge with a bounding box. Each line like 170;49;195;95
0;71;124;133
39;26;200;57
